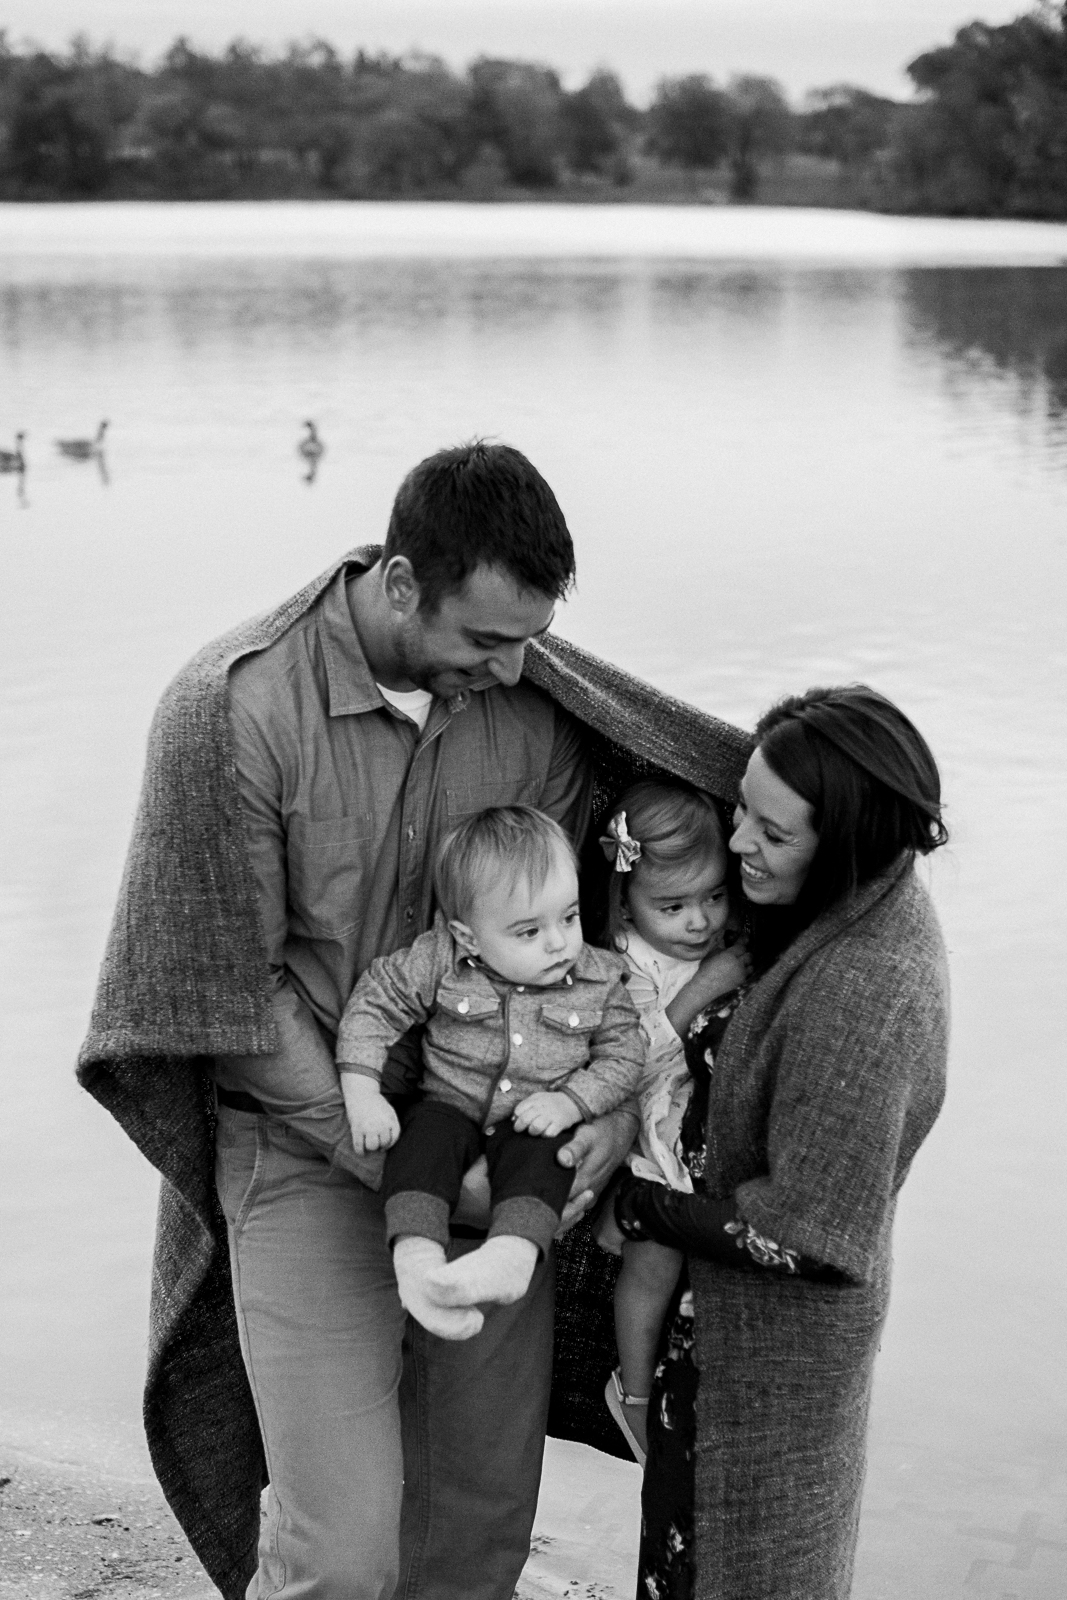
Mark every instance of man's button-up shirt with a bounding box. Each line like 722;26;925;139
216;554;592;1149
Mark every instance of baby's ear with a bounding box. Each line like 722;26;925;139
448;919;479;958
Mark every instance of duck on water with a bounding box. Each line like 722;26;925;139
0;432;25;472
56;420;108;459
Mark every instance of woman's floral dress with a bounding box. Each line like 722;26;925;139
635;996;740;1600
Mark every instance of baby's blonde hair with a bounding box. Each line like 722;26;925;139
435;805;578;924
604;780;726;942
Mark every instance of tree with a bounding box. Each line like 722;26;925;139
722;76;792;200
2;40;141;195
342;53;473;194
466;58;565;187
888;7;1067;217
645;74;730;171
560;69;633;179
797;84;899;167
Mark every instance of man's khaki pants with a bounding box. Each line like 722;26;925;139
216;1104;554;1600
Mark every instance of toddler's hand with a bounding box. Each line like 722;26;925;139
512;1091;583;1138
698;942;752;1001
341;1075;401;1154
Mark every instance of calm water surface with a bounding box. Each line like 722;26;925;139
1;204;1066;1596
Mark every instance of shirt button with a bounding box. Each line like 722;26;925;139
457;998;470;1014
500;1079;512;1093
407;825;416;842
567;1012;580;1028
512;1033;523;1046
404;908;414;921
516;985;525;993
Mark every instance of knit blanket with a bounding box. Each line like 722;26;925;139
76;548;752;1599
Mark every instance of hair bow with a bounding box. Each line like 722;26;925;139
600;811;642;873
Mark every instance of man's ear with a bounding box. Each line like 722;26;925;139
448;919;480;959
381;555;420;617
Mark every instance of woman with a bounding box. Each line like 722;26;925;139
614;684;950;1600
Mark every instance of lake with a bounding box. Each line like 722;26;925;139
1;202;1066;1598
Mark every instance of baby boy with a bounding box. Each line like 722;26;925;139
337;804;645;1339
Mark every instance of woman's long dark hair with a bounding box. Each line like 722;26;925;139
746;685;948;961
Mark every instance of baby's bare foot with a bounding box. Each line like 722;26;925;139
393;1237;485;1340
426;1236;539;1308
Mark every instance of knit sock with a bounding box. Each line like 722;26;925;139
426;1236;539;1308
392;1237;485;1341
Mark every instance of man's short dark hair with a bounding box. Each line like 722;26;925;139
382;440;576;611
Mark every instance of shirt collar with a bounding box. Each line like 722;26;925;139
318;551;386;718
318;549;472;721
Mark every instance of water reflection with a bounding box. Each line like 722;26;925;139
904;266;1067;435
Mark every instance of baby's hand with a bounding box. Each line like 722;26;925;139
698;942;752;1001
512;1091;583;1138
341;1074;401;1154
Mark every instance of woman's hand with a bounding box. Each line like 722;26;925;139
555;1106;639;1233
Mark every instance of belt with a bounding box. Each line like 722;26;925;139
216;1087;268;1115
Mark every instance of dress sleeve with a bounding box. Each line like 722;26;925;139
614;1173;846;1283
620;963;685;1090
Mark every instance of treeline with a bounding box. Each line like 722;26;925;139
1;5;1065;216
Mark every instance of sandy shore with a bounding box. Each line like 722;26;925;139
0;1447;215;1600
0;1438;640;1600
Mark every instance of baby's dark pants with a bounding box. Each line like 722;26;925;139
382;1098;574;1257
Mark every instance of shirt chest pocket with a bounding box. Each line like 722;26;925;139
434;987;503;1068
540;1000;604;1071
286;813;377;937
437;989;501;1024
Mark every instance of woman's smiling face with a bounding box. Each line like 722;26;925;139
730;748;819;906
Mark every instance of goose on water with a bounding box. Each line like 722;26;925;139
0;432;25;472
298;420;325;462
57;419;108;459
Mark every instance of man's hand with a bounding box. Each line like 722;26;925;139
513;1091;583;1137
555;1106;638;1233
341;1074;400;1154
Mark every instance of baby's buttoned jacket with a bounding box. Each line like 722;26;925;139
337;912;645;1128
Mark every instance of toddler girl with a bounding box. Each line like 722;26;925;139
596;780;749;1463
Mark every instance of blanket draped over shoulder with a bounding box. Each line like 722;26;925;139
77;549;752;1600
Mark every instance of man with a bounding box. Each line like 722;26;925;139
212;441;637;1599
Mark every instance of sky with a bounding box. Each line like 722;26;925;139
0;0;1035;102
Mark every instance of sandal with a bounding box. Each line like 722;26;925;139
604;1367;648;1468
